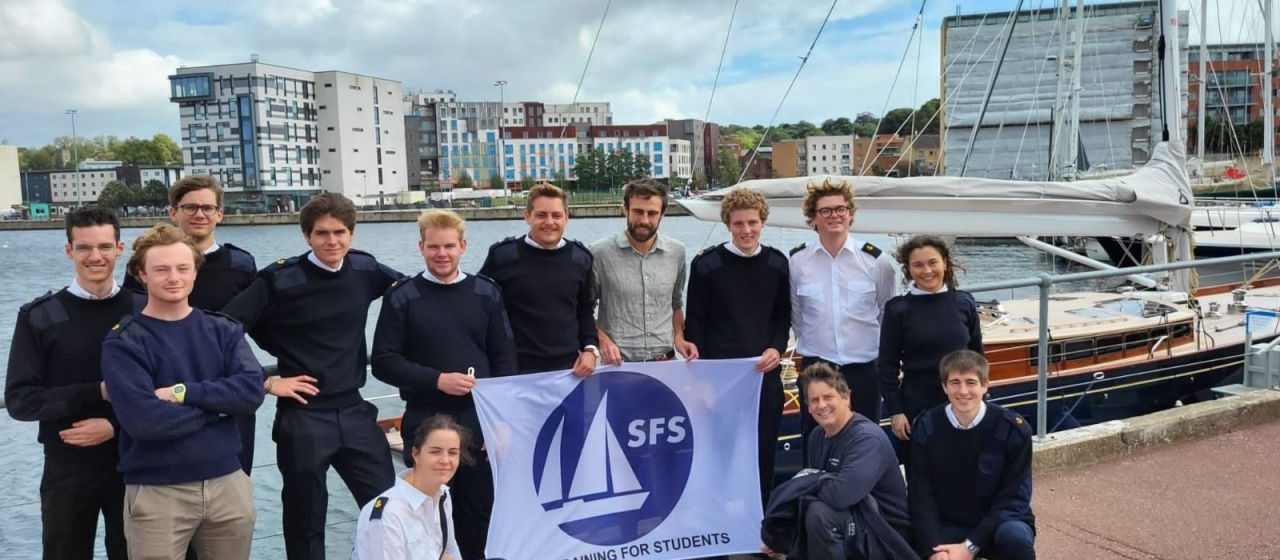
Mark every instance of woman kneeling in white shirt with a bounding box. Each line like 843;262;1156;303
353;414;470;560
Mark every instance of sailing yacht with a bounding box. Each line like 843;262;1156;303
537;392;651;522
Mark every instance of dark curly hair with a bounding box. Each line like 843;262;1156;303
893;234;963;291
410;414;476;466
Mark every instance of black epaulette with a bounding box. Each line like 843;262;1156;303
473;272;500;288
201;309;243;327
789;242;807;256
860;241;882;259
19;290;58;313
1002;407;1032;438
263;255;302;274
110;313;140;336
222;243;257;273
492;235;520;250
369;496;389;520
697;244;717;258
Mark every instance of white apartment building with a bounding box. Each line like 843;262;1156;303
544;102;612;126
667;139;693;179
0;146;19;209
805;135;854;175
170;60;407;209
503;127;580;182
48;164;184;205
590;124;677;179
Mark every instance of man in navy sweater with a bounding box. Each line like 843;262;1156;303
5;207;141;560
102;224;264;559
223;192;401;560
123;175;259;474
479;183;599;375
372;209;516;559
763;363;910;560
684;187;790;504
909;350;1036;560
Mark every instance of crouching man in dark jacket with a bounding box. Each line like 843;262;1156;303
761;362;912;560
909;350;1036;560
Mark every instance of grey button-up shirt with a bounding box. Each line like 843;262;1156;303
591;231;687;361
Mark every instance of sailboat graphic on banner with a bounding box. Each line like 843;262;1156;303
538;391;650;521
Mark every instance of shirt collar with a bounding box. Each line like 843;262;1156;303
422;270;467;284
945;401;987;430
393;470;431;511
203;242;221;255
724;241;762;258
68;278;120;300
523;234;566;250
613;230;669;254
814;235;857;259
908;281;949;295
307;251;344;272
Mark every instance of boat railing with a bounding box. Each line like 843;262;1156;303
1147;334;1173;359
964;249;1280;439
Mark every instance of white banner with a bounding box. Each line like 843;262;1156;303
472;358;763;560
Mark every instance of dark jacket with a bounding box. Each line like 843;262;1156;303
761;469;916;560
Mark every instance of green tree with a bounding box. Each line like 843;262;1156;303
554;171;568;189
519;175;537;191
713;148;740;187
691;172;708;192
151;134;182;164
488;172;504;189
633;152;652;179
916;98;941;134
852;122;877;138
877;108;915;135
142;180;169;208
456;173;474;190
821;117;855;135
98;181;137;210
572;149;606;191
18;146;57;170
669;172;689;192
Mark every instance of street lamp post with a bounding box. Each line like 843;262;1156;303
494;80;508;196
66;109;81;206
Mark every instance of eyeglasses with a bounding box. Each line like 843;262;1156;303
815;205;852;218
72;243;119;255
176;204;220;216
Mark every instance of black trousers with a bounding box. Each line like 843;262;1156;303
236;412;256;474
798;358;881;452
758;368;785;506
40;448;127;560
401;409;494;560
274;402;395;560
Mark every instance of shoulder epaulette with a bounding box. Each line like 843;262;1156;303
110;313;140;336
201;309;242;326
696;244;717;258
473;273;500;288
789;242;807;256
860;241;882;259
263;255;302;274
491;236;520;250
19;290;58;313
369;496;389;520
999;406;1032;437
222;243;257;272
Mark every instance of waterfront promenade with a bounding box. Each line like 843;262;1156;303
1033;393;1280;559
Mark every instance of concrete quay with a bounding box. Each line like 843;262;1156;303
0;203;686;231
1031;389;1280;559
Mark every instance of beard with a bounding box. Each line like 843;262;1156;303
627;222;657;243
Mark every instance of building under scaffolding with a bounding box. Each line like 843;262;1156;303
940;1;1187;179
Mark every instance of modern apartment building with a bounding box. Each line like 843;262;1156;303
42;161;183;205
1187;43;1279;152
940;1;1187;179
770;139;807;177
169;60;407;209
589;124;683;179
665;118;721;180
544;102;613;126
805;135;854;176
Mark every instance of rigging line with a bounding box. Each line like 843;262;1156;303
1083;4;1118;172
860;0;929;175
557;0;613;142
1157;0;1170;142
697;0;740;250
959;0;1028;177
1010;0;1052;177
910;3;925;176
737;0;841;184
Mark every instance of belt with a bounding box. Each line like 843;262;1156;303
640;350;676;362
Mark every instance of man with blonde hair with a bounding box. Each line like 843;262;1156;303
480;183;599;376
685;187;791;503
103;224;264;560
372;210;516;559
790;179;896;442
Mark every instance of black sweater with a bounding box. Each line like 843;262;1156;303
684;244;791;359
371;274;517;432
5;288;143;458
908;403;1035;555
223;250;400;409
124;243;257;311
479;237;597;372
877;290;983;418
805;414;910;533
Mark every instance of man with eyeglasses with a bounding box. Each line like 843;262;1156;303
5;207;144;560
123;175;259;474
789;179;896;446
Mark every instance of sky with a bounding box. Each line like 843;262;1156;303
0;0;1270;148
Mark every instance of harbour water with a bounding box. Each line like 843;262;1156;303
0;215;1157;558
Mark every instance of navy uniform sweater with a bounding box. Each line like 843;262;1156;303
877;290;983;418
223;249;401;409
5;288;144;459
102;309;265;484
479;237;597;372
805;414;910;533
124;243;257;311
684;244;791;359
908;403;1035;556
371;273;517;435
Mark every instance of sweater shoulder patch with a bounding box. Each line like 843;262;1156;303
345;249;380;271
860;241;882;258
789;242;807;256
222;243;258;273
488;237;520;265
108;313;142;340
262;255;302;275
473;274;502;296
568;239;593;267
201;309;243;329
385;277;421;307
763;246;790;270
369;496;389;520
22;291;65;329
1000;406;1033;438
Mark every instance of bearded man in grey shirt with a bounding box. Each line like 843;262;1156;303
591;179;698;364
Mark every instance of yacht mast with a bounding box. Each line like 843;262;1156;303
1064;0;1087;180
1265;0;1275;185
1049;0;1071;180
1196;0;1206;166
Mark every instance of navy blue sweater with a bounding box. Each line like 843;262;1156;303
684;244;791;359
371;274;517;434
877;290;983;418
805;414;910;533
5;288;144;459
479;237;597;373
102;309;265;484
125;243;257;311
223;250;400;408
908;403;1035;555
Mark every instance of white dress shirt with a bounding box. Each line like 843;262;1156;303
789;235;897;365
945;401;988;430
352;471;461;560
724;241;762;257
68;279;120;300
422;270;468;285
307;251;344;272
524;234;566;250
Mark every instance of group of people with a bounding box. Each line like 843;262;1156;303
3;171;1036;560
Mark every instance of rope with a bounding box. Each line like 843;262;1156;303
556;0;612;141
860;0;929;175
698;0;738;189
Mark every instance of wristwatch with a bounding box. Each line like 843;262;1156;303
172;383;187;404
584;345;601;361
964;539;980;556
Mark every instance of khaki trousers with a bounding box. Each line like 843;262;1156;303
123;470;256;560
